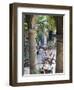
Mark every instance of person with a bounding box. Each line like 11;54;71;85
42;59;52;74
51;60;56;74
49;50;56;74
48;30;53;41
43;60;49;73
39;66;44;74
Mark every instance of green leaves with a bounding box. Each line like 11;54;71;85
36;16;47;31
36;15;56;32
47;16;56;31
24;15;56;32
24;22;28;31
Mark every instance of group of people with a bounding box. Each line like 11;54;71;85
37;47;56;74
36;30;56;74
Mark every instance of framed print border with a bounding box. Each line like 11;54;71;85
9;3;72;86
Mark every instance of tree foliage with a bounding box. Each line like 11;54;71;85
36;15;56;31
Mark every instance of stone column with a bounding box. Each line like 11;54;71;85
56;16;63;73
29;30;38;74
